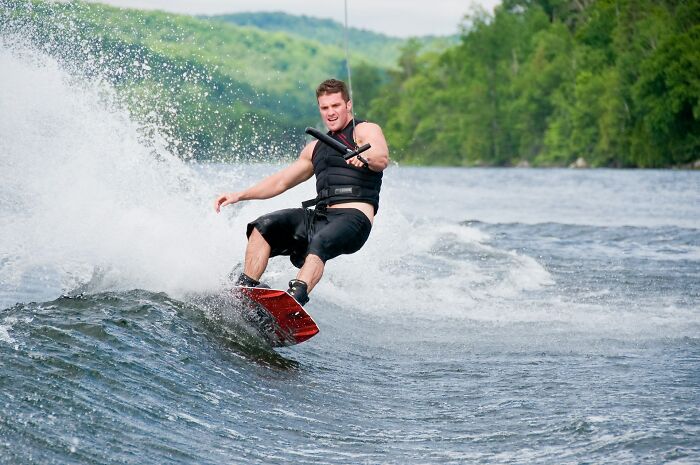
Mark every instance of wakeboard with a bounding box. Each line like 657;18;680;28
235;286;319;347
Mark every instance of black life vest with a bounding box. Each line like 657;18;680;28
305;119;383;213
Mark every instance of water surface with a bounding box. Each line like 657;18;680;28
1;41;699;465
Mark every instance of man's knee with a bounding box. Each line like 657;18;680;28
304;253;325;266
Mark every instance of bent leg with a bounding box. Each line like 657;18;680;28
298;209;372;293
243;228;271;281
297;254;325;293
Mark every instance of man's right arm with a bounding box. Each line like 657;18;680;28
214;142;316;213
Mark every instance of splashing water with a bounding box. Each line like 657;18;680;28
0;40;246;304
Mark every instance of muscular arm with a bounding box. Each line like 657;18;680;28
350;122;390;172
214;142;315;212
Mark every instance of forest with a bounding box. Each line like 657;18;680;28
2;0;698;167
368;0;700;167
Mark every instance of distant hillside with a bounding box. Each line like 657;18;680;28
2;1;391;160
202;12;404;66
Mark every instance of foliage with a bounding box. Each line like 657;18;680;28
203;12;404;66
1;0;390;160
369;0;700;167
203;12;459;68
3;1;696;167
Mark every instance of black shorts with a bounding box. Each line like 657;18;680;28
246;207;373;268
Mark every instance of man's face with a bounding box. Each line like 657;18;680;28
317;92;352;133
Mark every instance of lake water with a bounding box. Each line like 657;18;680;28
1;39;699;465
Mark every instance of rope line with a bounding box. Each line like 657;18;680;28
343;0;357;145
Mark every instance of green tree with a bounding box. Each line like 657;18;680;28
369;0;699;167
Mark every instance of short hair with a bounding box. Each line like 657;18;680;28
316;79;350;102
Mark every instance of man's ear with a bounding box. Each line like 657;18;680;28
347;99;353;113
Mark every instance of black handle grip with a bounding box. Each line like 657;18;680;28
305;127;372;161
347;143;371;160
305;127;351;155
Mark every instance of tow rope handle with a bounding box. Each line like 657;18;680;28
305;127;371;161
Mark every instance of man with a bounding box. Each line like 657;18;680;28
214;79;389;305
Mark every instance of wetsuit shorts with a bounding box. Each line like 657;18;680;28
246;207;372;268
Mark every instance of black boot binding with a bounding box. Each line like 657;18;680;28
286;279;309;306
235;272;269;288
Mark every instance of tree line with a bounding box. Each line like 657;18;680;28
4;1;697;167
366;0;700;167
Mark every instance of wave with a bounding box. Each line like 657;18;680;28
465;220;700;256
2;290;296;366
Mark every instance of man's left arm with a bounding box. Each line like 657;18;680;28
349;122;389;172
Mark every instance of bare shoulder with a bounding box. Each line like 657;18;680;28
356;121;384;135
356;121;388;150
299;140;318;161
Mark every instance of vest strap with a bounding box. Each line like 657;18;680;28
301;186;365;208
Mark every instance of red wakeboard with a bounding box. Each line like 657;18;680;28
236;286;319;346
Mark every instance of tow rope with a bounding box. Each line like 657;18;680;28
343;0;357;145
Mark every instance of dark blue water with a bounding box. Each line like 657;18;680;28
1;41;699;464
